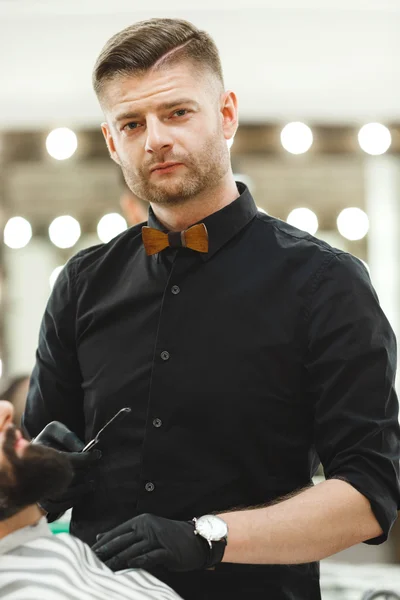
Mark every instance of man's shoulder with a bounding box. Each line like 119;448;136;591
0;533;105;578
67;222;145;276
255;212;343;260
254;213;371;295
260;211;368;270
253;212;372;285
2;531;86;557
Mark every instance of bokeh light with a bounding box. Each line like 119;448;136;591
281;122;313;155
46;127;78;160
358;123;391;156
337;207;369;240
97;213;128;243
4;217;32;249
49;215;81;248
287;208;318;235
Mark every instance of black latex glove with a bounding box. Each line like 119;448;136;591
33;421;101;518
92;513;214;572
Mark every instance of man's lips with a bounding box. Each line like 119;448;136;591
150;162;183;173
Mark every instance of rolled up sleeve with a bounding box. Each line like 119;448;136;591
306;252;400;544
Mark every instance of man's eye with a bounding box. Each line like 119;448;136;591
174;109;188;117
124;122;139;131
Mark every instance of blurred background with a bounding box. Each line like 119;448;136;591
1;0;400;595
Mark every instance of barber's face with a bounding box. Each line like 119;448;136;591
0;401;73;520
101;61;237;206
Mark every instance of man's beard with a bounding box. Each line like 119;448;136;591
121;127;230;206
0;427;73;521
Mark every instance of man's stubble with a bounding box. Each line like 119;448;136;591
119;124;230;206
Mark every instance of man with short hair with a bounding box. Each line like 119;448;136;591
24;17;400;599
0;400;181;599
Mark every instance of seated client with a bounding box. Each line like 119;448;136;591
0;400;181;600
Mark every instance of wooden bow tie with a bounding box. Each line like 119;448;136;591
142;223;209;256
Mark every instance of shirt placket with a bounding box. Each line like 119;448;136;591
136;250;198;514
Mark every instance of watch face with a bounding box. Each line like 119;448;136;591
196;515;228;541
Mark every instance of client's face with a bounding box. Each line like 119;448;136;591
0;400;72;520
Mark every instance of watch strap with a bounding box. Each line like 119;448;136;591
191;516;228;569
206;537;227;568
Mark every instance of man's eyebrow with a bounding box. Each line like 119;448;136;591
115;99;199;122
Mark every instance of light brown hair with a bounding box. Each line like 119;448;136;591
93;18;224;101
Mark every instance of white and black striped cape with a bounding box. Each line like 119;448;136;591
0;519;182;600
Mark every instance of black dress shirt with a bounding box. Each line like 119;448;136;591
24;182;400;600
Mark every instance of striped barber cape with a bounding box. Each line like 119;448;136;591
0;517;182;600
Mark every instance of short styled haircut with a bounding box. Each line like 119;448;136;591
92;18;224;101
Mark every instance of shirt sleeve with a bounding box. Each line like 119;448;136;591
22;255;85;442
305;252;400;544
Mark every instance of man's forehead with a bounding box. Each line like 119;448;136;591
101;65;217;120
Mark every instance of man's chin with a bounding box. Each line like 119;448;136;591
1;438;74;512
147;189;188;206
146;180;201;206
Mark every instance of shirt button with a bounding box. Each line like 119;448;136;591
153;418;162;428
171;285;180;295
161;351;170;361
145;482;155;492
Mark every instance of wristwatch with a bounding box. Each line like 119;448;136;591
192;514;228;568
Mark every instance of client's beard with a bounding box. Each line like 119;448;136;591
0;427;73;520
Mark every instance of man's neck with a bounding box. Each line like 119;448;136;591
0;505;43;540
150;173;240;232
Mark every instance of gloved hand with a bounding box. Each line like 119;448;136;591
92;513;216;572
32;421;101;519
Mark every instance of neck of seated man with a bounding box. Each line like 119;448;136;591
0;504;43;540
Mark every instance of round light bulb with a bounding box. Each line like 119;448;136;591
4;217;32;249
337;207;369;241
287;208;318;235
358;123;391;156
46;128;78;160
97;213;128;243
281;122;313;155
49;215;81;248
49;266;64;290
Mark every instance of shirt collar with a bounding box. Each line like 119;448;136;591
147;181;258;261
0;516;51;555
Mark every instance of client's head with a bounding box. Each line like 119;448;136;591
0;400;73;521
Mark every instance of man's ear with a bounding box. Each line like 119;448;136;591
101;123;121;165
220;90;239;141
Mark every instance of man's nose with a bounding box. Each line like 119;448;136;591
0;401;14;431
145;118;173;154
